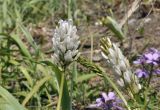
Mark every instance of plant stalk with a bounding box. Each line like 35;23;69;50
56;73;65;110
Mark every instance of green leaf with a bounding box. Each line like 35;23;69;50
0;97;18;110
22;76;51;106
41;61;70;110
56;74;71;110
40;60;62;91
19;66;33;86
40;60;71;110
0;100;15;110
11;34;31;58
61;76;71;110
36;63;58;91
0;86;27;110
18;23;37;50
104;16;125;40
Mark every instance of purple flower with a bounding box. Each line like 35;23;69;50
134;48;160;66
144;48;159;65
154;69;160;75
95;98;103;107
133;56;145;65
101;92;116;102
90;92;124;110
149;48;158;53
135;69;148;78
144;53;159;65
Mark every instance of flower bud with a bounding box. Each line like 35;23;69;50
117;78;125;87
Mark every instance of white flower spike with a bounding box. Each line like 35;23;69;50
101;38;141;93
52;19;80;66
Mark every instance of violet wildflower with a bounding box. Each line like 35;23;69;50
135;69;148;78
144;52;159;65
134;48;160;66
134;48;160;78
133;56;146;65
52;19;80;66
90;92;124;110
154;69;160;75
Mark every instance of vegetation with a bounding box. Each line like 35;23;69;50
0;0;160;110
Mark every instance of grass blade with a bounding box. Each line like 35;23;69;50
18;23;37;50
22;76;51;106
11;34;31;58
19;66;33;86
0;86;27;110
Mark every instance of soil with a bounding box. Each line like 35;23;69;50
30;0;160;56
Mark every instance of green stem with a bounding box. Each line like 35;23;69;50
70;73;73;110
56;73;65;110
102;72;131;110
68;0;72;19
143;89;148;110
147;65;153;88
142;65;154;110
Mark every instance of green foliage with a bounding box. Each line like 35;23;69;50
0;86;27;110
78;56;131;110
102;16;125;40
0;1;160;110
0;29;98;109
0;0;61;32
0;29;59;109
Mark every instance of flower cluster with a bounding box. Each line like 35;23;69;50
134;48;160;78
101;38;141;93
90;92;123;110
52;19;80;66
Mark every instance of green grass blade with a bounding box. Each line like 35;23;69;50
11;34;31;58
19;66;33;86
0;33;31;58
40;60;62;91
22;76;51;106
0;97;19;110
61;76;71;110
56;74;71;110
18;23;37;50
0;86;27;110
